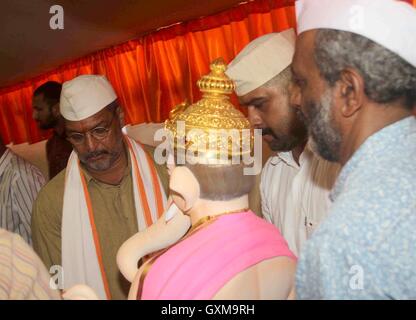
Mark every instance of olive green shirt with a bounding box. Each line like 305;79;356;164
31;145;169;300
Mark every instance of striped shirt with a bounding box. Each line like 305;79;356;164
0;228;61;299
261;145;341;256
0;149;45;245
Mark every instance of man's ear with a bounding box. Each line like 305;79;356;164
337;68;365;118
169;166;200;212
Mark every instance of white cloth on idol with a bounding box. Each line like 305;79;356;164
60;75;117;121
123;123;165;147
226;29;296;96
260;145;341;256
61;135;166;299
296;0;416;68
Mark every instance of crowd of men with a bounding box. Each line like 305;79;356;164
0;0;415;299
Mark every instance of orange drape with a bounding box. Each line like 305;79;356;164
1;0;415;144
0;0;295;144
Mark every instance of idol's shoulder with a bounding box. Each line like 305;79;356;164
246;211;287;238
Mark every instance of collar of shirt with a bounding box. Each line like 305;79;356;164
330;116;416;202
271;142;314;169
0;149;14;178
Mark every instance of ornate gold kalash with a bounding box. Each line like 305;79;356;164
165;58;253;164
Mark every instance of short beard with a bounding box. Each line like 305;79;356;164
263;113;307;152
302;89;342;162
264;128;306;152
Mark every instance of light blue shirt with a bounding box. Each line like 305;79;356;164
296;116;416;299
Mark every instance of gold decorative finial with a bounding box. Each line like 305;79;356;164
165;58;253;164
197;58;235;96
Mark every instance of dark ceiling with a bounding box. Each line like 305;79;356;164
0;0;244;88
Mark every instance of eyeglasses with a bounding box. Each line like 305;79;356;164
66;112;116;145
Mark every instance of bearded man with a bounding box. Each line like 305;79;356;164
32;75;167;299
292;0;416;299
226;29;340;255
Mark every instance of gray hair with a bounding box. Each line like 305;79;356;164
314;29;416;110
264;65;292;94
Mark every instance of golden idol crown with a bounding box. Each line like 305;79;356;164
165;58;253;163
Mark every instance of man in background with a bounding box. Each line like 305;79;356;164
32;81;72;179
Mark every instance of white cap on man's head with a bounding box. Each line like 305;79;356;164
296;0;416;68
225;28;296;96
60;75;117;121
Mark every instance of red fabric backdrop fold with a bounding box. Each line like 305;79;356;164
0;0;295;144
1;0;415;144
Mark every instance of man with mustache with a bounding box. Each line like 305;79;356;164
293;0;416;299
226;29;340;256
31;75;167;299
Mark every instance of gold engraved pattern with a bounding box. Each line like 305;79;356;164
165;58;253;163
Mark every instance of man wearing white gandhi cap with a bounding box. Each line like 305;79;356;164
226;29;340;256
291;0;416;299
32;75;167;300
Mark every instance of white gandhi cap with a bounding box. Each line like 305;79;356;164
225;28;296;96
60;75;117;121
296;0;416;68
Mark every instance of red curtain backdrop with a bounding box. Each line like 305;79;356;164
0;0;295;144
1;0;415;144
